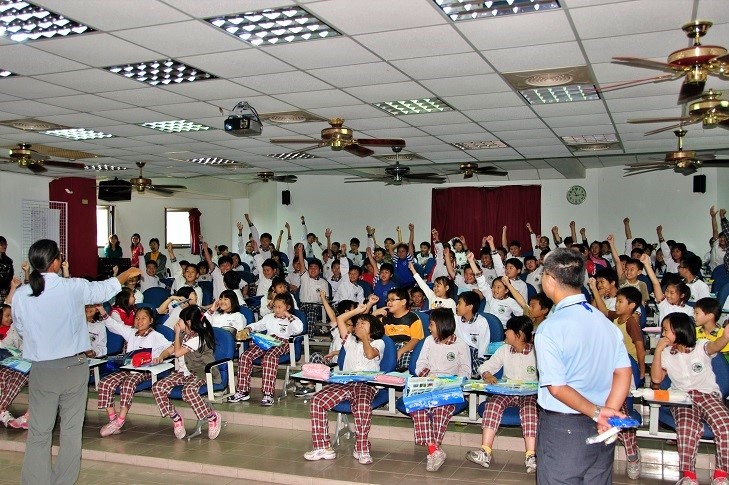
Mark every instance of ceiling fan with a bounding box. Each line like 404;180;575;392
102;162;187;196
624;129;729;176
628;89;729;135
269;117;406;157
610;20;729;103
442;162;508;179
344;147;446;185
256;172;298;183
1;143;86;174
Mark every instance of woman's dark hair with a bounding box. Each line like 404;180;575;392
108;234;119;249
387;287;411;308
273;292;295;310
28;239;61;297
181;305;216;353
218;289;240;313
663;312;696;348
175;286;195;299
135;306;155;323
270;276;288;291
433;276;454;299
130;233;141;250
429;307;456;341
506;315;534;344
354;314;385;341
113;287;135;313
336;299;358;315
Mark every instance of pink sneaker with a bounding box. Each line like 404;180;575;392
8;413;28;430
100;419;122;437
172;416;186;439
207;412;221;440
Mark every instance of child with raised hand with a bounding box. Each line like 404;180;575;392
609;233;650;307
228;293;303;406
410;307;471;472
679;254;711;304
409;260;456;316
502;272;553;330
158;286;197;329
98;306;171;437
205;290;246;334
641;253;693;325
430;229;449;281
454;291;490;377
651;312;729;485
466;315;538;473
304;306;386;465
446;249;479;295
367;247;396;309
694;297;729;355
333;244;364;304
488;235;528;302
469;252;523;328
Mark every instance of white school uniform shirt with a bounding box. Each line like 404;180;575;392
657;299;693;327
526;266;543;293
493;253;528;300
478;264;499;287
430;242;448;281
477;343;537;382
456;314;490;358
416;253;433;267
660;240;680;274
342;335;385;372
87;320;107;357
249;313;303;339
709;240;727;271
103;316;171;358
333;256;364;303
476;274;523;327
454;274;479;295
299;270;329;304
415;336;471;378
207;311;247;333
137;256;164;292
686;278;710;304
413;272;457;317
661;340;719;395
259;294;299;317
322;259;334;281
0;325;23;351
176;334;201;376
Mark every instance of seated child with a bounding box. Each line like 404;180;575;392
409;307;471;472
206;290;246;334
372;287;424;371
642;254;693;324
409;261;456;316
158;286;198;329
110;287;136;327
223;270;247;303
679;255;710;304
304;310;386;465
97;306;171;436
455;291;490;377
0;315;29;429
151;305;221;440
85;304;107;358
470;254;523;328
260;277;298;317
466;316;538;473
694;297;729;356
0;304;11;340
228;293;303;406
409;286;426;312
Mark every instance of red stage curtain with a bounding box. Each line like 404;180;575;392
431;185;541;252
189;208;202;254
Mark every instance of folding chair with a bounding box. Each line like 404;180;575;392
142;287;171;308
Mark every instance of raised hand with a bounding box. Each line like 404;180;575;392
656;225;663;236
366;247;373;257
236;222;244;231
607;234;614;244
301;215;305;223
639;253;651;266
325;228;332;238
408;223;414;232
623;217;630;225
367;294;379;305
485;235;494;247
340;244;347;254
10;276;20;290
285;222;290;230
580;228;586;236
721;209;727;219
569;221;576;229
408;261;416;273
551;226;558;233
21;261;30;273
711;206;718;217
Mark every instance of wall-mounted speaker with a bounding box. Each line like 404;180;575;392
98;179;132;202
693;174;706;194
282;189;291;205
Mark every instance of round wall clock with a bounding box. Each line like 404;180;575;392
566;185;587;205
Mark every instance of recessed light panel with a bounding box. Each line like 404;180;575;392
186;157;241;165
434;0;560;21
84;164;128;171
42;128;113;140
372;98;454;116
105;59;216;86
266;152;316;160
520;84;599;105
0;1;94;42
206;6;340;46
0;68;14;77
453;140;509;150
561;134;618;145
139;120;213;133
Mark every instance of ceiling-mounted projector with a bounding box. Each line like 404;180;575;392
224;115;262;136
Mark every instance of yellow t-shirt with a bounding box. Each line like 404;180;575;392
383;312;425;341
696;326;729;353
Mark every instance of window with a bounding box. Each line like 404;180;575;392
96;206;114;247
165;208;191;247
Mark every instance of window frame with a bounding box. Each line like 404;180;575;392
165;207;192;249
96;205;115;248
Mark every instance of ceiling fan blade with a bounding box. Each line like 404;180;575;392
628;116;694;124
344;144;375;158
149;184;187;190
644;122;690;136
354;138;406;147
343;177;388;184
404;176;447;184
27;162;48;174
146;187;175;196
404;172;440;179
612;57;683;73
42;159;86;170
625;162;669;170
696;154;716;161
701;160;729;167
272;175;298;183
475;167;508;176
713;52;729;65
593;73;680;94
678;80;706;104
269;138;323;144
719;119;729;130
624;167;671;176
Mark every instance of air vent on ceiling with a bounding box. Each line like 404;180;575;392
259;110;328;124
0;118;69;132
503;66;595;90
373;152;425;162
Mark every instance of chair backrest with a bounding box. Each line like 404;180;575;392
337;335;397;373
156;312;170;327
629;355;641;388
142;287;171;307
478;298;487;314
713;352;729;399
712;265;729;293
416;311;431;337
237;271;255;285
717;284;729;314
106;328;125;356
239;305;255;325
580;286;592;303
637;274;654;296
294;308;308;335
407;338;425;376
155;324;175;342
480;312;505;342
241;262;251;273
213;327;235;385
526;283;536;301
357;280;373;299
279;252;289;267
198;281;213;306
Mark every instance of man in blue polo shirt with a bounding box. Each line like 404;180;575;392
535;248;631;484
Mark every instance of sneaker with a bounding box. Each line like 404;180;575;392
8;413;28;430
711;478;729;485
357;452;373;465
303;447;337;461
426;449;446;472
172;416;186;439
207;412;221;440
260;394;274;407
676;477;698;485
465;448;491;468
295;386;314;398
227;391;250;403
0;410;14;427
626;450;641;480
100;419;122;437
525;453;537;474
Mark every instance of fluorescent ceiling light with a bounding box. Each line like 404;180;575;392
206;6;340;46
434;0;560;21
520;84;599;105
372;98;454;116
186;157;241;165
266;152;316;160
0;1;94;42
139;120;213;133
105;59;215;86
0;68;14;77
42;128;113;140
453;140;509;150
84;164;127;171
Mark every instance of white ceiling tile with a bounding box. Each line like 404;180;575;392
40;94;132;112
149;102;221;119
545;113;613;128
161;79;262;101
354;25;473;61
456;10;575;49
232;71;333;94
100;88;194;107
309;63;409;88
359;127;427;139
484;42;586;72
419;123;486;136
606;94;681;113
35;69;144;93
35;0;192;30
553;124;616;136
179;49;292;78
569;0;693;39
32;34;163;67
481;118;548;132
582;30;688;64
275;90;363;109
490;128;556;141
308;104;389;120
697;0;729;24
421;74;512;97
0;100;75;117
391;53;494;80
307;0;445;35
517;146;573;157
0;44;87;75
0;77;81;98
345;117;411;131
444;92;525;111
263;37;380;70
94;107;170;124
344;82;434;103
114;21;247;57
36;113;123;129
161;0;291;18
463;106;537;123
508;137;563;148
532;101;608;116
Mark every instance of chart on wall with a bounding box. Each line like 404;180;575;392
21;200;68;262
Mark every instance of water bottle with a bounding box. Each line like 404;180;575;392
170;297;190;309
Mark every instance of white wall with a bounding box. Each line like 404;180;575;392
0;172;52;265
